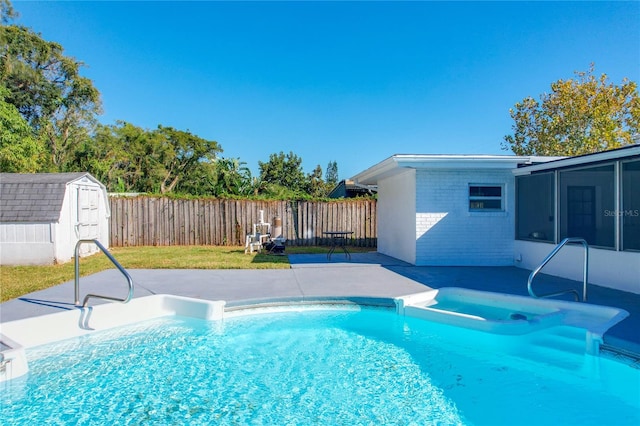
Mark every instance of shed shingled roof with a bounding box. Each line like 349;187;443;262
0;173;91;223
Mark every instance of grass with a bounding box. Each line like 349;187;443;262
0;245;374;303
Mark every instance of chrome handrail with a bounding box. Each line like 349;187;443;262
527;237;589;302
74;239;134;308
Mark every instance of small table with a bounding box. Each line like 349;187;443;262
323;231;354;260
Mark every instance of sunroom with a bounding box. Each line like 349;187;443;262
513;144;640;294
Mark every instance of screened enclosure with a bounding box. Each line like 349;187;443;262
516;156;640;252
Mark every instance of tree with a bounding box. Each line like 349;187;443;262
0;21;101;170
503;65;640;156
173;160;218;196
325;160;338;186
154;126;222;194
72;122;223;194
71;121;152;192
0;85;46;172
306;164;326;198
258;151;307;193
211;157;253;196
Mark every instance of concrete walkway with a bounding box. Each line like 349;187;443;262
2;252;638;355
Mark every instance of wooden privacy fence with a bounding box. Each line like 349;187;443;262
109;197;377;247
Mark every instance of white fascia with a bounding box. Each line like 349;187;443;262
513;145;640;176
353;154;543;185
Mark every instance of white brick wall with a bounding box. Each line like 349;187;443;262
415;169;516;266
377;170;416;264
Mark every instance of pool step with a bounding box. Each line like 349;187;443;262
396;287;629;355
527;328;587;355
0;335;28;383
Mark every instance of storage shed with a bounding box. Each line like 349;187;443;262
0;173;110;265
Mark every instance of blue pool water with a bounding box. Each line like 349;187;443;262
1;306;638;425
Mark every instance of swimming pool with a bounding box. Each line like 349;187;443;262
1;304;638;425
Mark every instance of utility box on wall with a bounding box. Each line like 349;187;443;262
0;173;110;265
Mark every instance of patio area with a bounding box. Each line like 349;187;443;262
1;252;638;357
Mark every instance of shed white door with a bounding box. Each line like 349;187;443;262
76;185;100;254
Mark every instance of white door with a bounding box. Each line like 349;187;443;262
76;185;100;255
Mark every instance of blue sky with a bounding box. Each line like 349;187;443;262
13;1;640;179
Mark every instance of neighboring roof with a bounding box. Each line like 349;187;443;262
352;154;562;185
328;179;377;198
0;172;101;223
513;144;640;175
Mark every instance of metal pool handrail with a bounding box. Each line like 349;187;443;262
527;238;589;302
74;239;134;308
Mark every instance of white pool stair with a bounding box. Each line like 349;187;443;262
395;287;629;355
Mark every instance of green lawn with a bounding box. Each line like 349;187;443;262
0;245;374;302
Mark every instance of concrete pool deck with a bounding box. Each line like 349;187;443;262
1;252;638;356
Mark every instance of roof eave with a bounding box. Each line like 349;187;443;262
513;145;640;175
352;156;403;185
353;154;543;185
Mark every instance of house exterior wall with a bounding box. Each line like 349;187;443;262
377;170;416;264
515;238;640;295
0;223;55;264
415;169;516;266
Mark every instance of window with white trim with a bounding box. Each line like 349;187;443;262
469;185;504;211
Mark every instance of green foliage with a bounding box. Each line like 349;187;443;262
74;125;341;199
155;125;222;193
211;157;254;196
72;121;144;191
256;152;342;199
173;160;218;196
255;182;303;200
258;151;307;192
72;121;223;194
325;160;338;186
503;65;640;156
0;19;101;170
176;157;255;197
0;85;46;171
306;164;326;198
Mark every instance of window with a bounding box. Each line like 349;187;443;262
622;160;640;251
560;164;615;248
516;173;554;242
469;185;503;211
